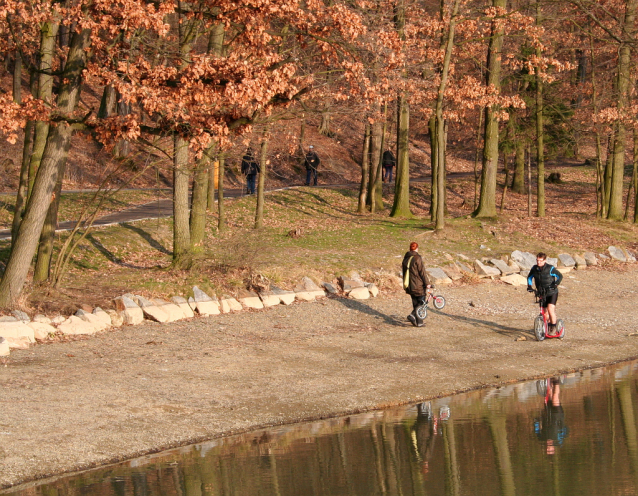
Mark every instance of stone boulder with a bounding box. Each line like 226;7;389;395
11;310;30;323
171;296;195;318
366;283;379;297
598;253;610;260
557;254;576;267
608;246;627;262
0;337;9;356
192;286;221;316
573;254;587;269
322;282;339;294
295;277;321;292
546;257;558;267
511;251;536;271
152;299;186;322
490;259;515;275
338;276;365;291
75;309;110;332
51;315;66;325
92;307;113;327
474;260;501;277
4;336;31;349
442;264;463;281
0;316;18;322
27;322;56;340
259;291;282;307
238;290;264;309
58;316;101;335
113;296;144;325
129;295;170;323
500;274;528;286
270;287;296;305
348;287;370;300
219;296;243;313
33;314;52;325
106;309;124;327
455;261;474;274
583;252;598;266
426;267;453;285
622;249;636;263
0;321;36;343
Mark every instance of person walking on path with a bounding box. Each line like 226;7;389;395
304;145;320;186
382;149;396;183
241;148;260;195
402;241;431;327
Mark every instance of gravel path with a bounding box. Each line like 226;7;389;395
1;266;637;490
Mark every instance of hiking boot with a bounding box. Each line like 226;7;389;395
407;314;417;326
547;323;556;336
415;316;425;327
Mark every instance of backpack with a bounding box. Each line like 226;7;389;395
403;256;413;292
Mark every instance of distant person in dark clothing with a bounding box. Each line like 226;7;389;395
402;241;431;327
382;150;396;183
241;148;260;195
305;145;320;186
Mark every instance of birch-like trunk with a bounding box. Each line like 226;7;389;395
357;123;371;213
189;146;213;252
255;126;270;229
172;134;191;266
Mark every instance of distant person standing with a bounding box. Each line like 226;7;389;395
382;149;396;183
304;145;320;186
402;241;431;327
241;148;260;195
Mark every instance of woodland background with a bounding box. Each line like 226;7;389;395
0;0;637;310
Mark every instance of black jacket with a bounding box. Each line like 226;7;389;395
527;264;563;295
382;150;396;167
241;154;260;176
402;250;430;296
305;151;320;171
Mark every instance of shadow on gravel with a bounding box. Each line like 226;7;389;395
433;309;532;338
332;297;408;327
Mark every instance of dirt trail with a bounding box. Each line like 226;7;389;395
1;266;637;490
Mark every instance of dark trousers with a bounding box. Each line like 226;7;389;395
383;166;393;182
410;295;426;319
246;174;256;194
305;168;317;186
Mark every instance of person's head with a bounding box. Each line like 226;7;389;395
410;242;418;252
309;145;314;151
536;252;547;267
246;147;253;155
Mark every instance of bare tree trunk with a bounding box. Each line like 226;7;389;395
371;103;387;211
390;94;411;217
473;108;483;208
172;134;191;266
189;146;213;253
12;120;35;244
12;51;21;103
217;154;226;231
0;28;90;307
429;114;438;221
368;119;382;213
255;125;270;229
603;131;614;217
589;35;604;218
527;146;532;217
357;123;371;213
474;0;506;219
511;140;525;194
500;154;509;213
608;0;637;220
97;84;117;119
535;2;545;218
627;128;638;221
319;109;331;136
207;156;216;211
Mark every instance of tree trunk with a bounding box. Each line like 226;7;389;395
357;123;371;213
217;154;226;231
207;156;216;211
628;128;638;221
473;0;506;219
0;28;90;307
12;51;21;103
113;91;131;158
603;131;614;217
255;126;270;229
527;146;532;217
535;26;545;218
12;120;35;244
511;140;525;193
189;146;213;253
172;134;191;266
28;21;60;198
390;94;411;217
97;84;117;119
500;153;509;213
473;108;483;209
319;110;331;136
429;114;438;221
608;0;637;220
367;118;382;212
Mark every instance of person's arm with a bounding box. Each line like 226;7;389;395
550;266;563;286
241;159;247;175
527;266;536;291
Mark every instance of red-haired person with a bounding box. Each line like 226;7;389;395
402;242;431;327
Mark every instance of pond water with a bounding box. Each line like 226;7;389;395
6;360;638;496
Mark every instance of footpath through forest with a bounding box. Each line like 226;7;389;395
1;265;637;490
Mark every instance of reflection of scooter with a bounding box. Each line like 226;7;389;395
533;377;568;455
417;402;450;434
412;402;451;474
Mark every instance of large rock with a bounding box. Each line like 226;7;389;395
365;283;379;297
557;254;576;267
259;291;282;307
219;296;243;313
11;310;30;323
608;246;627;262
106;309;124;327
4;336;31;349
338;276;365;291
239;291;264;309
490;259;515;275
171;296;195;318
622;249;636;263
295;290;316;302
456;261;474;274
58;316;101;335
442;264;463;281
295;277;321;292
92;307;113;327
33;314;52;325
27;322;56;340
0;337;9;356
573;254;587;269
113;296;144;325
426;267;453;285
507;262;521;273
192;287;220;316
583;252;598;266
75;309;110;331
546;257;558;267
500;274;528;286
129;295;170;323
270;287;296;305
0;321;35;342
348;287;370;300
474;260;501;277
51;315;66;325
322;282;339;294
0;316;18;322
511;251;536;270
153;299;186;322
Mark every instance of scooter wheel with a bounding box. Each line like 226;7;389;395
534;316;545;341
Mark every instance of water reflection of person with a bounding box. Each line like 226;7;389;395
411;402;445;474
534;378;569;455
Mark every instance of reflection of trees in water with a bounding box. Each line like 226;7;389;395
14;363;638;496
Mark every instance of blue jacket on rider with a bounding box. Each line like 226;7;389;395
527;264;563;295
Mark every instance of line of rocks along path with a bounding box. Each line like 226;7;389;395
1;265;637;490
